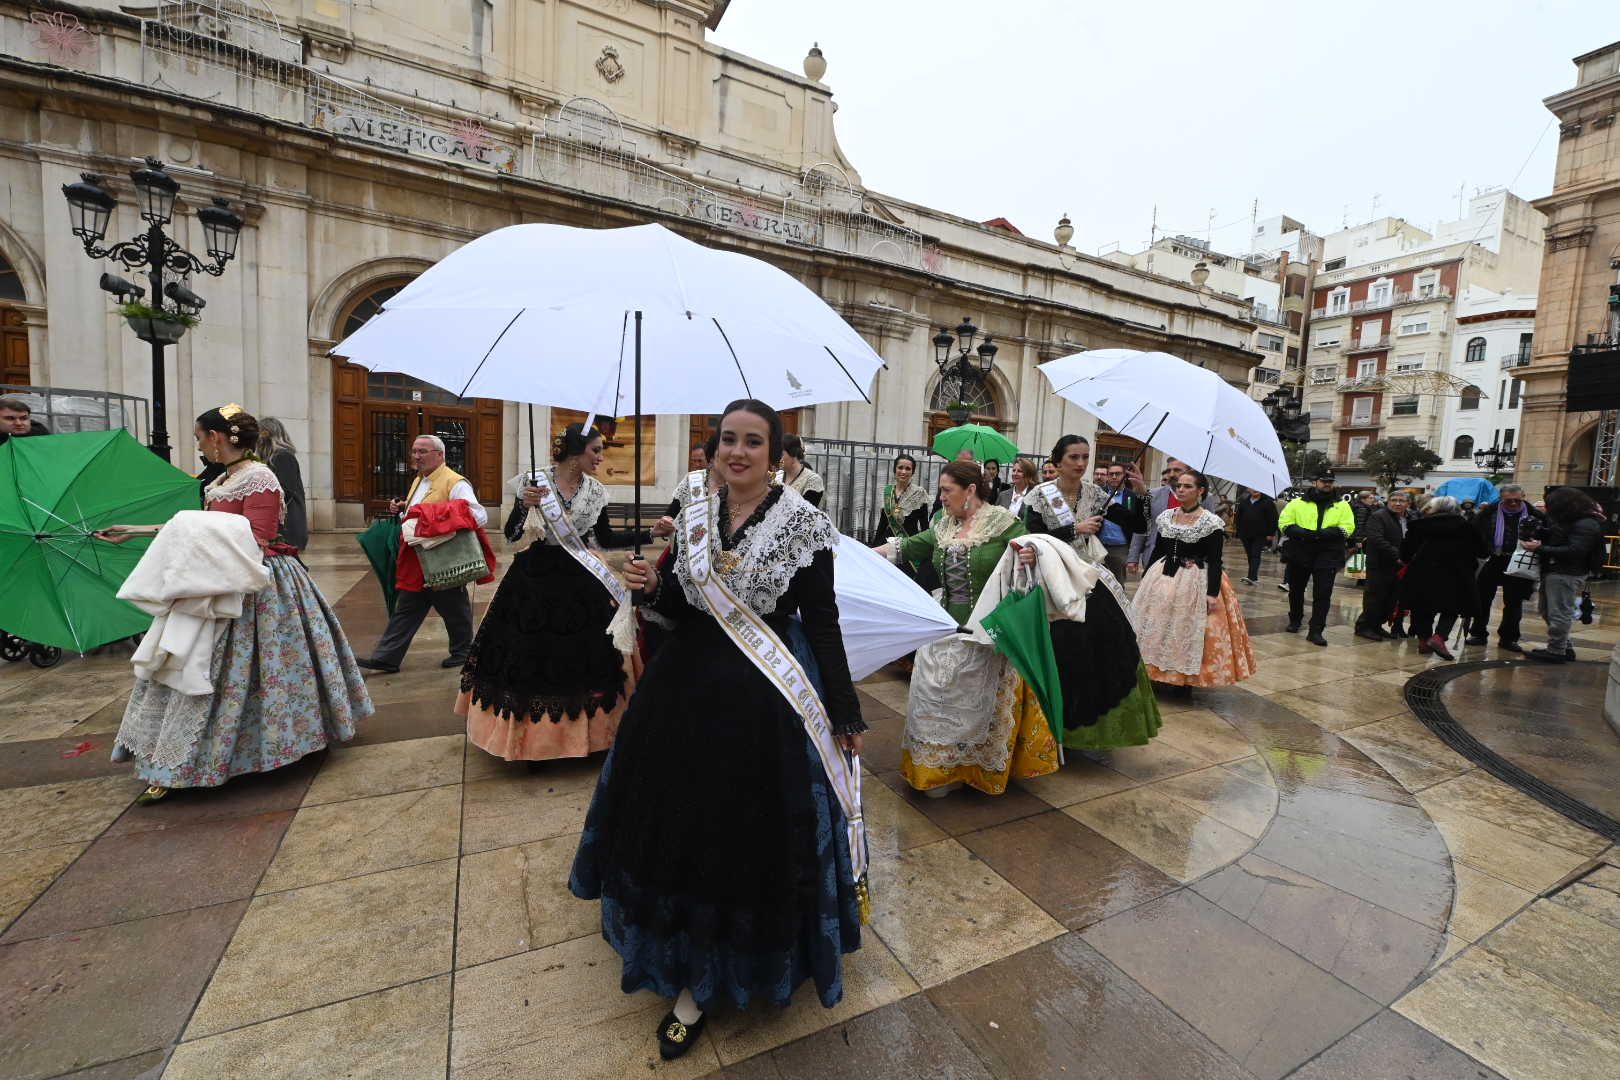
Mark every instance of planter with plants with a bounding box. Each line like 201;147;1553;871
945;401;972;424
119;303;197;345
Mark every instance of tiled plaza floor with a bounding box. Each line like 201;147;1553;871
0;536;1616;1079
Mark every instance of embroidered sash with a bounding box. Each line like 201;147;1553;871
532;469;629;609
683;470;869;894
1034;481;1077;528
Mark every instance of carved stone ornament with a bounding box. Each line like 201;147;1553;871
595;45;625;84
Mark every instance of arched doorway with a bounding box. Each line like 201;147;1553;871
0;252;28;386
925;374;1007;445
330;279;503;516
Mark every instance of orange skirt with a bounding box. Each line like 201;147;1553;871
458;651;641;761
1144;574;1258;688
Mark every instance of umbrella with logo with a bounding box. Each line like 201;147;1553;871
832;534;958;680
0;429;200;651
931;423;1019;464
977;562;1066;759
1037;349;1289;495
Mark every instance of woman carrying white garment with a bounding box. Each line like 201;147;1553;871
96;405;372;803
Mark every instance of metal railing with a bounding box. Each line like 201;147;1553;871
1311;286;1452;319
1344;336;1392;354
0;385;150;442
1500;352;1532;370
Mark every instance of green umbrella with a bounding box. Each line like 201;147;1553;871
0;429;200;651
932;423;1019;464
356;516;402;616
978;568;1065;757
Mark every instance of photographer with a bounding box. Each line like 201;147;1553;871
1521;487;1605;663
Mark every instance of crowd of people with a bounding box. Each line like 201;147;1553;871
5;391;1607;1059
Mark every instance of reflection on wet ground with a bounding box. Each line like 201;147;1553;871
1436;662;1620;829
0;540;1614;1079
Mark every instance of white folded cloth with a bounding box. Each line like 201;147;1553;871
966;533;1099;645
116;510;271;695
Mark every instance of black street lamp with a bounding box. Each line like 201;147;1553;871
1261;387;1311;444
1473;443;1517;479
62;157;242;460
933;317;997;422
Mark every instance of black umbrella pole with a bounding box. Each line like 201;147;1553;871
633;310;643;559
527;405;536;485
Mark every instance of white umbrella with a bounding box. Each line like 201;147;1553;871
330;222;883;416
1037;349;1290;495
833;535;957;681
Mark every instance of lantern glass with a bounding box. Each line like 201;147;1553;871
130;159;179;225
932;328;954;369
977;337;998;374
197;200;244;262
62;175;116;242
954;318;978;353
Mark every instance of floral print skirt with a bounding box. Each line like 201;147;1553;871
114;555;372;788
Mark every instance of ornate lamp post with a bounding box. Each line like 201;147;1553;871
932;317;997;424
1473;443;1517;482
62;158;243;460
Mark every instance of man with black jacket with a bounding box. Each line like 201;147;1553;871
1278;469;1355;646
1465;484;1543;652
1234;487;1280;584
1354;490;1409;640
1521;487;1605;663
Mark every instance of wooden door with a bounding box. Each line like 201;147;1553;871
687;409;802;453
0;308;27;385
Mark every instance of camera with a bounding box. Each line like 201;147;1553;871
98;272;145;302
163;280;207;312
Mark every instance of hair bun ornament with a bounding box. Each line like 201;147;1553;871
219;403;245;420
228;424;241;445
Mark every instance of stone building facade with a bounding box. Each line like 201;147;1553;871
1519;40;1620;489
0;0;1259;528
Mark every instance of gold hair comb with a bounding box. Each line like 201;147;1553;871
218;403;245;420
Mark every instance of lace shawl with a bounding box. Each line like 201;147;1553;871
887;483;929;517
1027;481;1107;562
205;461;285;523
786;466;826;497
933;503;1018;551
509;469;608;548
1154;507;1225;543
673;485;834;618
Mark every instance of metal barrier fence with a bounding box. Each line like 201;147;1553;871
801;437;1044;541
0;386;149;442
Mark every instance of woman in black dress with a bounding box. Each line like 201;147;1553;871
571;400;865;1060
1400;495;1490;660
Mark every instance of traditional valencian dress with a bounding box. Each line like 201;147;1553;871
458;471;645;761
890;505;1060;793
1022;481;1162;749
782;464;826;507
869;480;932;585
113;462;372;787
1135;507;1256;687
570;481;866;1010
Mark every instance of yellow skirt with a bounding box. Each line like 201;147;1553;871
901;675;1059;796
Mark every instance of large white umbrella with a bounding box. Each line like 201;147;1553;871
833;535;957;680
1038;349;1290;494
330;222;883;416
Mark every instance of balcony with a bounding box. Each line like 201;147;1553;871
1310;286;1454;319
1332;415;1382;432
1501;352;1532;370
1396;286;1452;307
1344;336;1392;354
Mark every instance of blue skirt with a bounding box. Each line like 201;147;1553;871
569;616;861;1010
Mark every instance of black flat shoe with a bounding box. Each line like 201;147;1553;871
1285;623;1301;634
355;658;400;675
657;1010;707;1060
441;655;469;669
1499;640;1525;654
1306;632;1328;647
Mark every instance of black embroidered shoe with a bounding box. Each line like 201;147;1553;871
657;1010;707;1060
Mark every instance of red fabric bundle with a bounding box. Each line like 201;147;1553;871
395;500;496;592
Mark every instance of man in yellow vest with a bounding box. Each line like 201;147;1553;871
357;435;489;674
1278;467;1355;647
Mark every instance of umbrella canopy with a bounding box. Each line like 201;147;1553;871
1037;349;1290;495
356;517;402;616
832;535;957;681
932;423;1018;464
1433;477;1499;503
978;573;1065;749
0;430;200;651
329;222;885;416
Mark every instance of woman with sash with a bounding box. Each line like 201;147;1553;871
876;462;1059;798
570;400;866;1059
458;423;648;762
1021;434;1161;750
1135;468;1256;692
778;433;825;507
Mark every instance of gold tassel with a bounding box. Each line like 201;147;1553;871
855;875;872;925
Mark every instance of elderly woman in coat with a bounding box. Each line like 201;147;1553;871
1399;495;1490;660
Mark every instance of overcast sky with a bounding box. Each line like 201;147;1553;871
713;1;1603;257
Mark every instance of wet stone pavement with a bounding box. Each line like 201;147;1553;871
0;537;1616;1079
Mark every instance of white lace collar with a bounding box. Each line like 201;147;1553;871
205;461;284;521
1029;479;1106;528
1155;506;1224;541
934;504;1018;549
784;465;825;496
675;485;834;618
887;483;929;514
510;468;609;545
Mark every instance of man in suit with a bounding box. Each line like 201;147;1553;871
1096;460;1149;580
1354;490;1410;640
1466;484;1543;652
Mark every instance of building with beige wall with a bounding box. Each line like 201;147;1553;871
0;0;1261;532
1518;40;1620;490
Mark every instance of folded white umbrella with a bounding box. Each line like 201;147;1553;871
330;222;883;416
833;534;957;681
1037;349;1290;495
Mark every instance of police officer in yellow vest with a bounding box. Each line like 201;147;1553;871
357;435;489;674
1278;468;1355;647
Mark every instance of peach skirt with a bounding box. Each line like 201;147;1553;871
1142;573;1258;688
458;651;641;761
